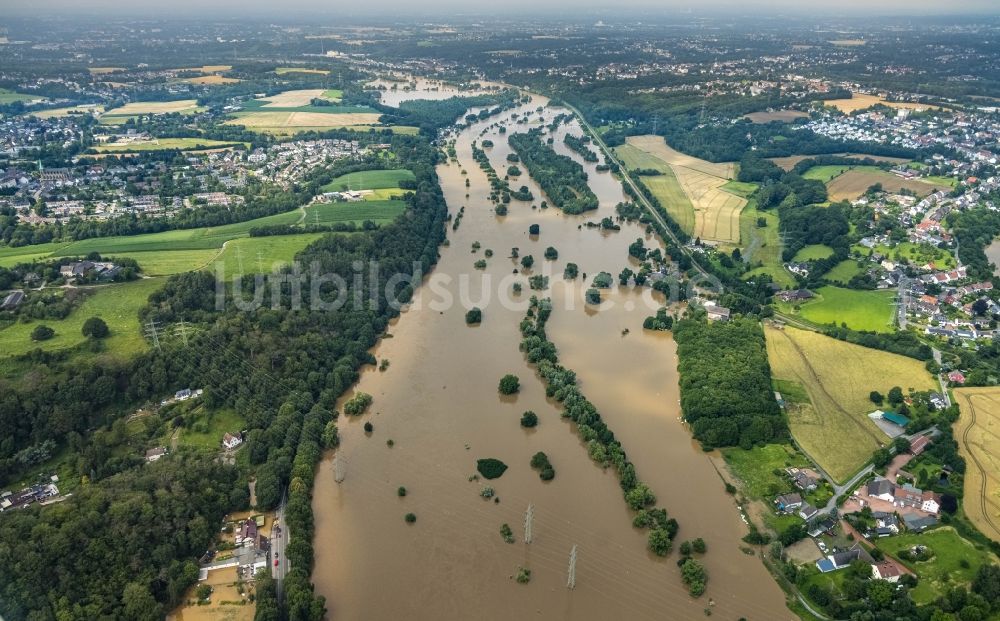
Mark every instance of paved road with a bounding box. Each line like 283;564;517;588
271;492;289;599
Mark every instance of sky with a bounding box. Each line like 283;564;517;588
3;0;999;17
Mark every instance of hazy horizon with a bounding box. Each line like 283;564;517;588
2;0;999;19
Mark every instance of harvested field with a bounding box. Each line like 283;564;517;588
275;67;330;75
765;325;936;482
744;110;809;123
104;100;202;115
184;75;241;85
170;565;254;621
954;388;1000;541
87;67;124;75
826;168;950;201
260;89;331;107
29;105;104;119
624;135;744;243
92;137;246;153
823;93;946;114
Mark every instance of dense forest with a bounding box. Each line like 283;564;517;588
508;130;599;214
672;318;787;449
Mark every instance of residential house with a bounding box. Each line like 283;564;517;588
909;435;932;456
222;432;243;450
868;478;896;502
902;513;938;532
705;304;731;322
787;467;821;491
948;371;966;385
1;290;25;310
145;447;168;462
873;511;900;536
775;493;803;512
871;560;902;583
776;289;814;303
894;484;924;510
921;491;941;514
798;503;820;521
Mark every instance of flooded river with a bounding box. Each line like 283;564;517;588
985;239;1000;277
311;88;792;620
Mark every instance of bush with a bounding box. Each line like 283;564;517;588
680;558;707;597
649;528;673;556
465;307;483;324
81;316;109;338
397;486;407;497
344;392;373;416
500;523;515;544
520;255;534;270
529;224;540;235
363;421;374;433
530;451;555;481
585;288;601;304
405;513;416;523
476;458;509;479
520;411;538;428
498;374;520;395
544;246;558;260
31;325;55;341
515;567;531;583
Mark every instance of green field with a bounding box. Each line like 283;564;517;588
741;200;794;287
640;170;696;235
720;180;758;198
303;200;405;226
792;244;835;261
213;234;325;277
877;527;998;604
722;444;811;500
0;277;163;360
321;169;415;193
779;286;896;333
0;88;41;104
92;138;247;153
614;144;670;173
921;175;958;188
825;259;864;284
802;165;853;182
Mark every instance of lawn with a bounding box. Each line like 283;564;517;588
765;326;937;482
792;244;834;262
0;277;163;360
779;286;896;333
825;259;864;285
303;200;405;226
802;165;853;183
922;175;958;188
321;169;415;193
741;200;794;287
92;138;246;153
877;527;998;604
722;444;811;500
852;242;955;270
175;406;245;451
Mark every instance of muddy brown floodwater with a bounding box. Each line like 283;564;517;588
311;88;793;620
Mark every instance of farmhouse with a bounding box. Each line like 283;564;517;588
776;289;814;303
1;290;25;310
871;560;902;583
867;478;896;502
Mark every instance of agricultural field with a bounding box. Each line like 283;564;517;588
743;110;809;123
0;277;163;361
275;67;331;76
741;200;794;287
0;88;43;104
259;89;339;107
821;93;946;114
792;244;834;261
768;153;910;171
720;180;758;198
87;67;125;75
28;105;104;119
102;99;204;118
321;169;415;193
213;233;325;278
225;110;383;133
877;527;998;604
303;200;405;226
624;135;745;244
953;388;1000;542
778;285;896;332
765;325;936;482
813;166;950;201
613;143;670;173
181;75;240;85
91;137;246;153
824;259;864;284
639;170;696;234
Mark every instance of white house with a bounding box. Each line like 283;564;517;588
921;491;940;515
222;432;243;450
871;561;902;583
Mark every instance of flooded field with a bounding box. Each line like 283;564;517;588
986;239;1000;277
367;77;504;106
311;87;792;620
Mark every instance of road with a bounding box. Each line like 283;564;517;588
271;492;289;600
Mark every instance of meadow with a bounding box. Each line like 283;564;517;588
0;277;163;360
792;244;834;261
321;169;415;193
303;200;405;226
877;527;998;604
778;285;896;333
741;200;795;287
0;88;44;104
824;259;864;284
103;100;204;117
802;165;854;183
722;444;811;500
743;110;809;123
765;325;937;481
826;168;950;201
953;388;1000;542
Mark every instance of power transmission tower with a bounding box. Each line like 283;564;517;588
567;545;578;589
651;113;659;135
144;320;161;350
175;321;190;346
524;504;534;544
236;246;244;274
256;249;264;274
